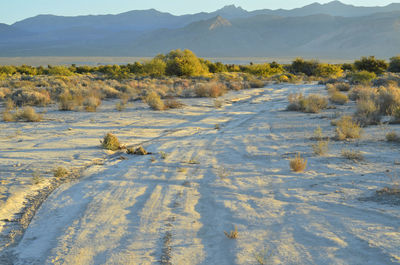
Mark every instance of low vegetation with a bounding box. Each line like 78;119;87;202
334;116;362;140
224;225;239;239
287;93;328;113
101;133;121;151
289;153;307;172
341;149;364;161
53;166;69;178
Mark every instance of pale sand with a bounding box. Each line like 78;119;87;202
1;84;399;264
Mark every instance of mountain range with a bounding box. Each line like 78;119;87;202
0;1;399;59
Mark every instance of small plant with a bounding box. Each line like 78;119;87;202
376;172;400;195
17;107;42;122
160;151;168;159
287;93;328;113
330;91;349;105
289;153;307;172
2;111;15;122
312;126;323;140
224;225;238;239
84;96;101;112
101;133;121;151
164;98;184;109
341;149;364;161
127;146;148;155
145;91;165;110
354;98;380;126
32;172;42;185
386;131;400;142
53;166;69;178
115;101;126;112
335;116;362;140
254;247;273;265
312;140;329;156
214;100;223;108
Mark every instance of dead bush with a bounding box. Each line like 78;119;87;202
289;153;307;172
101;133;121;151
16;107;42;122
287;93;328;113
195;82;227;98
354;98;381;125
330;91;349;105
335;116;362;140
145;91;165;110
84;96;101;112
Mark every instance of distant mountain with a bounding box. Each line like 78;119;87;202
0;1;400;59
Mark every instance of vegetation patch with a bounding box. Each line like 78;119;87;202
101;133;121;151
334;116;362;140
289;153;307;172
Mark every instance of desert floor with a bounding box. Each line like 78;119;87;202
1;84;399;264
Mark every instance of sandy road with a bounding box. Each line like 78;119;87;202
10;84;400;264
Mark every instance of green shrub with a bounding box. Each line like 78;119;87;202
165;49;208;77
290;58;319;76
354;56;388;75
349;71;376;85
335;116;362;140
47;66;74;76
143;58;166;77
102;133;120;151
388;56;400;73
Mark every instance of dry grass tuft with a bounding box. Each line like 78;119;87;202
330;91;349;105
145;91;165;110
16;107;42;122
335;116;362;140
53;166;69;178
386;131;400;142
312;140;329;156
224;225;239;239
127;146;148;155
102;133;121;151
287;93;328;113
290;153;307;172
341;149;364;161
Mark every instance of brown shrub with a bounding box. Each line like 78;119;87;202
102;133;120;151
335;116;362;140
195;82;227;98
289;153;307;172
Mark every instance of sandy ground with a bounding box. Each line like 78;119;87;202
1;84;400;264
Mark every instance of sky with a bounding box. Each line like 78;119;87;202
0;0;398;25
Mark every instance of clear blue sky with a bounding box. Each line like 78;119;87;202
1;0;397;25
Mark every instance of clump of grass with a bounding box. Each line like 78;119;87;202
312;140;329;156
2;111;15;122
334;115;362;140
341;149;364;161
214;99;223;108
101;133;121;151
354;98;380;125
386;131;400;142
330;91;349;105
160;151;168;159
84;96;101;112
53;166;69;178
32;172;42;185
254;247;273;265
59;91;77;111
164;98;184;109
224;225;238;239
16;107;42;122
287;93;328;113
195;82;227;98
289;153;307;172
145;91;165;110
127;146;148;155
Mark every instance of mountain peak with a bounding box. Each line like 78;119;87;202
209;16;232;30
218;5;243;11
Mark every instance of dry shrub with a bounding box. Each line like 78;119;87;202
53;166;69;178
102;133;120;151
287;93;328;113
376;85;400;116
145;91;165;110
164;98;185;109
59;91;76;111
335;116;362;140
11;89;51;107
0;87;11;99
354;98;380;125
341;149;364;161
2;111;15;122
127;146;148;155
195;82;227;98
348;86;377;101
330;91;349;105
312;140;329;156
84;96;101;112
289;153;307;172
386;131;400;142
16;107;42;122
224;225;238;239
249;79;265;88
5;98;15;111
115;101;127;112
